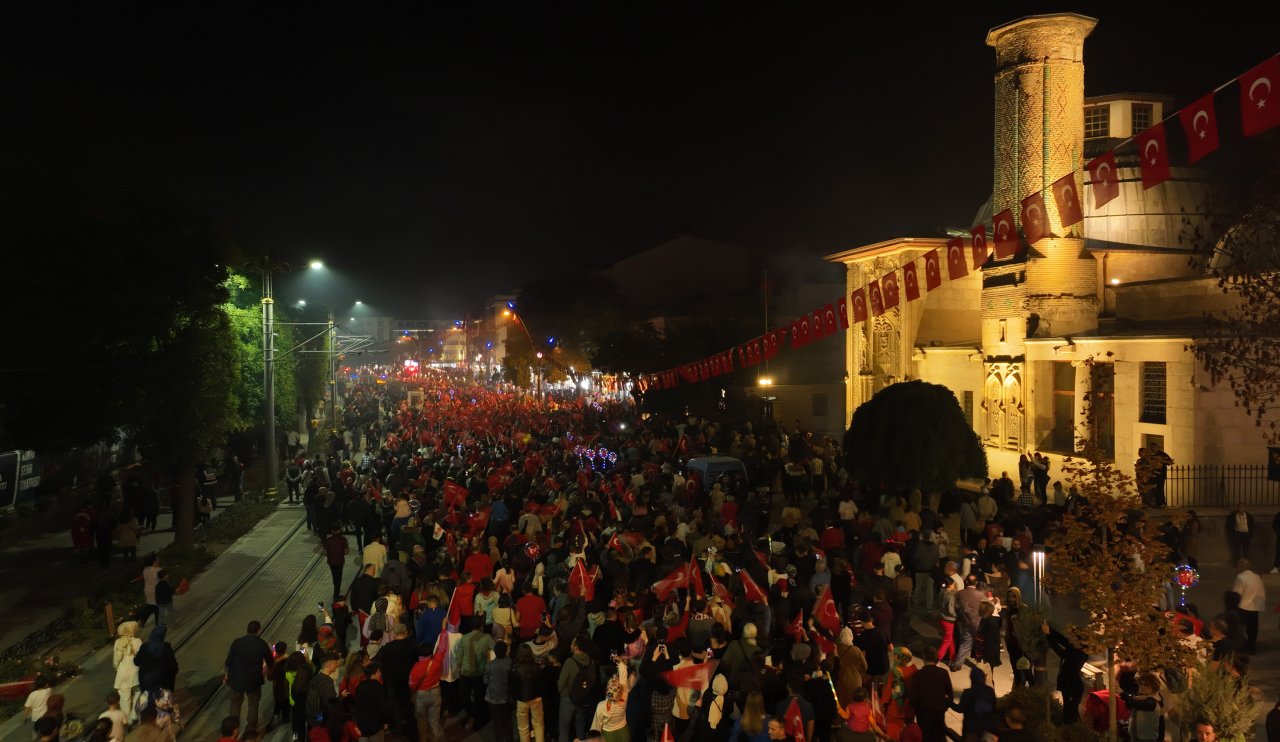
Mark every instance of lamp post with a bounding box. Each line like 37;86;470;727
261;259;278;498
503;309;544;399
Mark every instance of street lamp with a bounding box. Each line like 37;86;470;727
309;259;324;270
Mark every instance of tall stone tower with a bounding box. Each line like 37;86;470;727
979;14;1096;452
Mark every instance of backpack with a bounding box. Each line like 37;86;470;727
568;657;600;708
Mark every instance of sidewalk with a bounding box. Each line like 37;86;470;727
0;505;313;740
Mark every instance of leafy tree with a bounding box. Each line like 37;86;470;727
1186;134;1280;441
1047;357;1194;740
1173;659;1259;741
842;380;987;491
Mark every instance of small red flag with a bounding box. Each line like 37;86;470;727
786;698;808;742
835;297;850;330
661;723;676;742
810;309;826;341
1135;122;1171;189
1051;172;1084;228
652;565;690;602
708;573;735;610
850;289;868;323
813;585;841;633
785;611;806;639
992;209;1019;259
867;280;885;317
945;237;968;280
902;261;920;302
740;570;768;604
662;659;718;690
1240;55;1280;136
923;249;942;291
1020;191;1051;244
443;480;468;507
969;225;989;269
821;304;839;335
881;271;900;311
1180;92;1220;163
1087;152;1120;208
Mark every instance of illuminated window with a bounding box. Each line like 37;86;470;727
1085;105;1110;138
1131;103;1154;133
1140;362;1167;425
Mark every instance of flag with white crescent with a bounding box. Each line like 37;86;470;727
969;225;988;270
835;297;850;330
785;698;808;742
813;584;841;633
850;289;868;323
1179;91;1220;164
810;309;826;341
867;280;885;317
662;659;719;690
821;304;839;335
902;261;920;302
1051;172;1084;228
1087;152;1120;208
992;209;1019;259
1240;55;1280;136
923;249;942;291
945;236;968;280
1135;122;1171;190
1019;191;1051;245
880;271;900;311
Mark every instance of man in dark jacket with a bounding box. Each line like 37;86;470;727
907;645;953;741
305;656;342;730
223;620;274;738
1044;621;1087;724
378;624;420;734
355;662;392;740
348;563;381;616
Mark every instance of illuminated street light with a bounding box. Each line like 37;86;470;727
354;300;363;305
296;299;307;307
309;259;324;270
758;376;774;386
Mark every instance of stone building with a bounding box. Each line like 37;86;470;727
826;13;1264;485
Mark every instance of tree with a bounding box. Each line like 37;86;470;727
1174;660;1259;741
1046;357;1194;740
1186;133;1280;441
842;380;987;491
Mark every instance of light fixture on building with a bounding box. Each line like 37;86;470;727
1110;278;1121;285
758;376;773;386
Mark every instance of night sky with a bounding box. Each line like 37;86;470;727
5;4;1273;316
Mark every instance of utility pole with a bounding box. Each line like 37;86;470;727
329;312;338;430
261;258;278;499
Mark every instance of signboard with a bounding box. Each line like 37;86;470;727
0;450;38;510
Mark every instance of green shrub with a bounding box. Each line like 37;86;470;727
1175;660;1259;740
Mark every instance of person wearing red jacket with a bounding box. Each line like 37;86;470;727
409;639;448;742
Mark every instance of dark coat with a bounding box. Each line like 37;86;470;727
224;634;273;691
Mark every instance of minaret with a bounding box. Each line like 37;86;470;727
984;13;1098;351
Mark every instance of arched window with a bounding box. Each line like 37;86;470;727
1004;371;1023;451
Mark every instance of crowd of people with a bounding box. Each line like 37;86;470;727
28;371;1276;742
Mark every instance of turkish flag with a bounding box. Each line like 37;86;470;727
813;584;841;633
708;573;735;610
1180;92;1221;163
662;659;719;690
652;565;690;601
667;608;691;642
850;289;868;323
821;304;839;335
867;280;885;317
835;297;850;330
969;225;989;270
786;698;808;742
661;724;676;742
739;569;768;604
1087;151;1120;208
810;309;826;341
785;611;806;639
881;271;900;311
992;209;1019;259
946;237;968;280
690;554;705;599
902;261;921;302
443;480;468;507
1051;172;1085;228
1240;55;1280;136
571;561;597;602
1135;122;1171;189
762;331;779;360
1020;191;1051;244
923;249;942;291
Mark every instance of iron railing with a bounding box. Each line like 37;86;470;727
1163;464;1280;508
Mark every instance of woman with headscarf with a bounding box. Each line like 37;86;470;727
591;659;632;742
879;647;917;740
134;625;179;693
112;621;142;722
363;597;393;649
834;627;867;707
694;673;732;742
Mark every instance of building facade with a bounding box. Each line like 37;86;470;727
826;13;1263;482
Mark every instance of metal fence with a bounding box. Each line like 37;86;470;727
1164;464;1280;508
